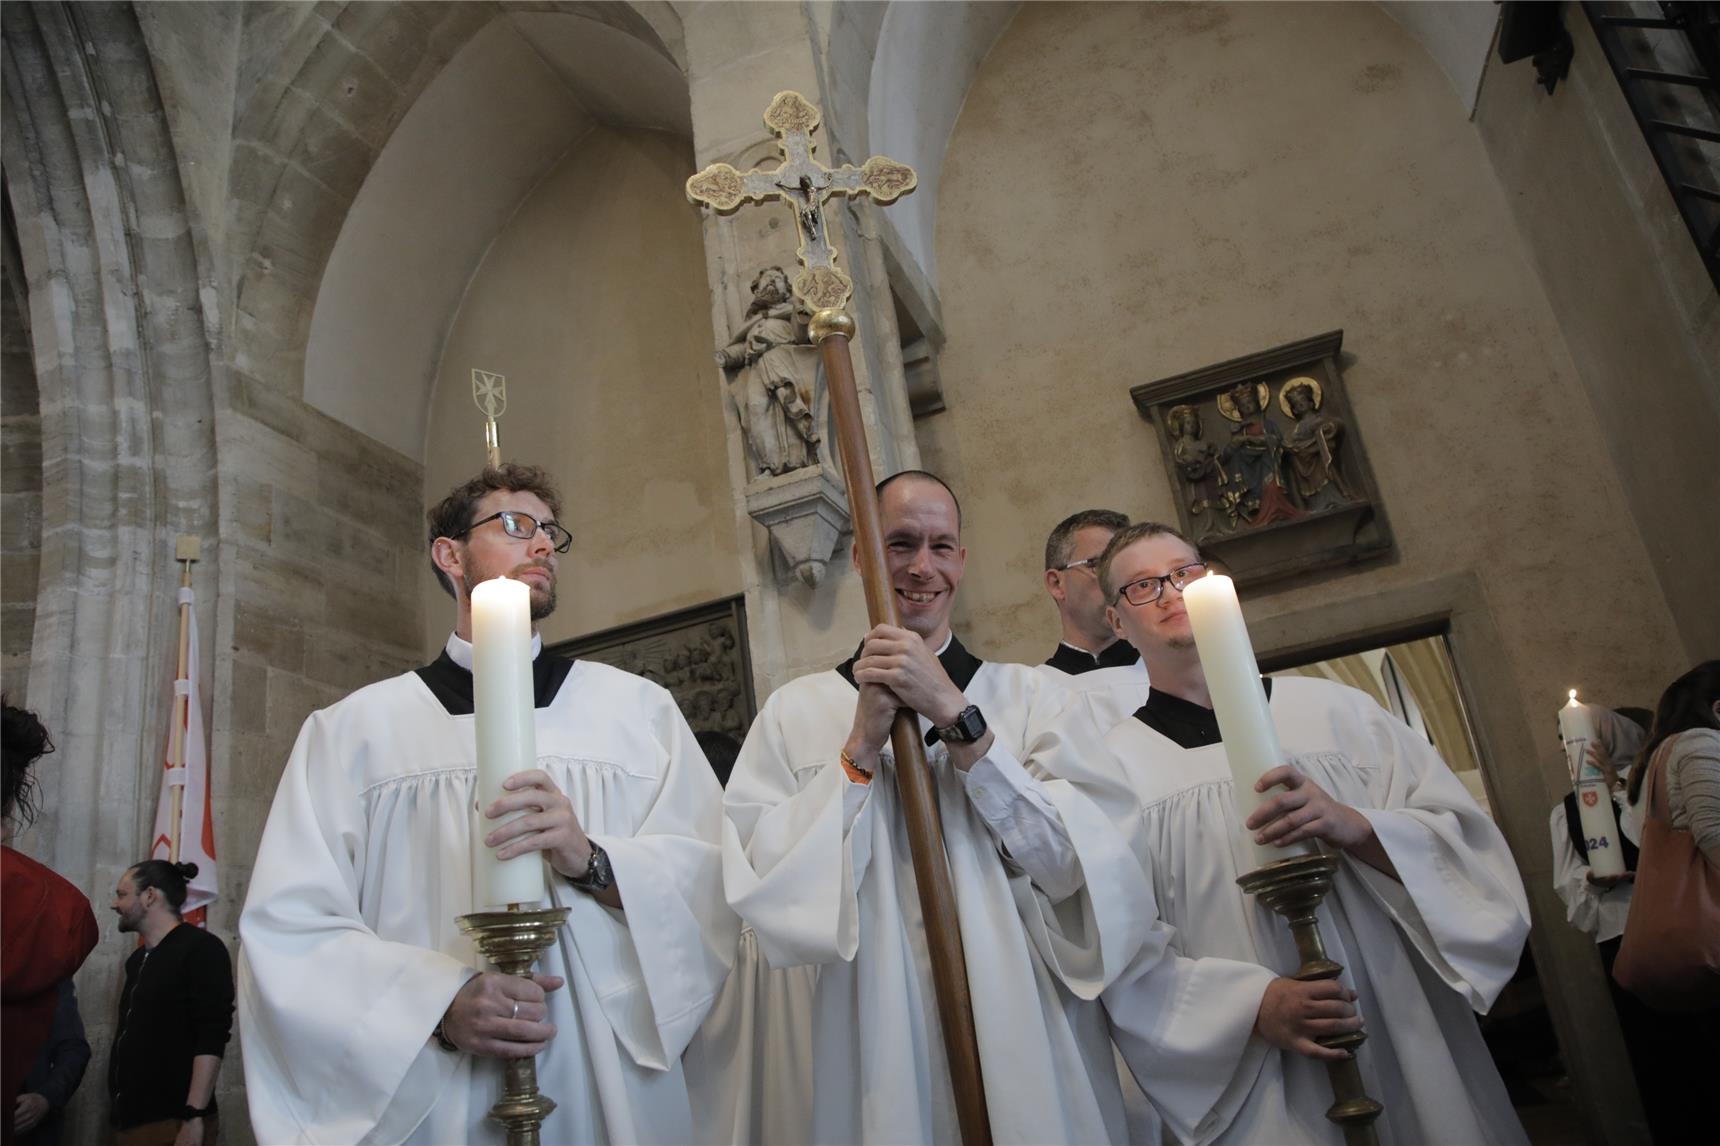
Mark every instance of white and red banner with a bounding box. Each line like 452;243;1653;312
150;586;218;925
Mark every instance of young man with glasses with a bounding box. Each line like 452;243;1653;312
238;463;738;1146
1055;521;1531;1146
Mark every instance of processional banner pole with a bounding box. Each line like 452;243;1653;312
688;91;992;1146
165;535;199;862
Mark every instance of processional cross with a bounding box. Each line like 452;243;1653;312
472;368;506;467
689;93;991;1146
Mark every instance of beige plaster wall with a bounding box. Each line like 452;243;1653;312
1473;12;1720;662
924;8;1682;1134
927;1;1684;765
422;125;740;653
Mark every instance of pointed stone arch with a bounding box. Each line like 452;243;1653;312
1;2;218;1138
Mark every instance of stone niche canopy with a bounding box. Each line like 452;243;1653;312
1131;330;1393;586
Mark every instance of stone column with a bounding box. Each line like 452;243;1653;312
683;3;920;695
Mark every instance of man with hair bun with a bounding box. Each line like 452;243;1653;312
107;859;234;1146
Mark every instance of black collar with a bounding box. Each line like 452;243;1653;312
414;650;577;717
836;633;984;693
1044;638;1139;675
1132;677;1275;750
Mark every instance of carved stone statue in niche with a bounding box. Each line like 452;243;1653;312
715;266;823;476
1217;381;1301;528
1167;404;1225;535
1280;377;1358;512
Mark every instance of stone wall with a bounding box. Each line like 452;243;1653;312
1;213;40;699
421;125;741;651
919;4;1676;1137
928;0;1684;756
1473;10;1720;661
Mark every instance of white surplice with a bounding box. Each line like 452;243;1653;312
1033;658;1160;1145
722;655;1160;1145
1064;676;1531;1146
238;655;738;1145
1036;660;1151;733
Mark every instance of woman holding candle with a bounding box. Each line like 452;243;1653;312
1050;521;1531;1146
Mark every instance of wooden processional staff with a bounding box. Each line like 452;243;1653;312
688;93;992;1146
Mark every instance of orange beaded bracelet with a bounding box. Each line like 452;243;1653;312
840;748;873;785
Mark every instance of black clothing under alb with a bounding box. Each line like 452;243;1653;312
413;650;576;716
1043;639;1138;675
108;923;234;1129
836;634;983;692
1132;678;1276;750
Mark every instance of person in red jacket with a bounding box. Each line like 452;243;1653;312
2;701;98;1146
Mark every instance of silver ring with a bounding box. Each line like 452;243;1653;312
510;1000;520;1021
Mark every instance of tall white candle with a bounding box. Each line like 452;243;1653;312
1559;689;1626;879
470;576;547;907
1181;573;1316;867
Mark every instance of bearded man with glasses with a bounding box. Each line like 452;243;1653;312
1048;521;1531;1146
238;463;738;1146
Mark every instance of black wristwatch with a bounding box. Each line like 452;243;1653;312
181;1103;212;1121
926;704;987;746
570;841;613;894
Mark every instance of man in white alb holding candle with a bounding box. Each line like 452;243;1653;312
1056;521;1532;1145
238;464;737;1144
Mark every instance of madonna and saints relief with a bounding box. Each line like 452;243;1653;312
715;266;825;477
1170;375;1357;533
1134;330;1392;584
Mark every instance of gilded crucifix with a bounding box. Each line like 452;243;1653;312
686;91;916;313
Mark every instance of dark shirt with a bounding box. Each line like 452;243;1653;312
1133;678;1276;749
19;980;88;1146
414;649;575;716
108;924;234;1129
1043;639;1139;675
2;846;97;1146
836;633;983;692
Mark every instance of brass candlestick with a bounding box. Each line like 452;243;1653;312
456;906;572;1146
1236;852;1383;1146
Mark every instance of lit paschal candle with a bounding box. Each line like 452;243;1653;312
1181;572;1317;867
1559;689;1625;879
470;575;548;907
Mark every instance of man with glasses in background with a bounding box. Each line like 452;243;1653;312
238;464;737;1145
1052;520;1532;1146
1036;510;1150;731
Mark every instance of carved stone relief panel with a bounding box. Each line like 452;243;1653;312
1130;330;1392;585
545;597;756;775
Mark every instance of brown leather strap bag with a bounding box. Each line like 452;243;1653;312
1612;738;1720;1011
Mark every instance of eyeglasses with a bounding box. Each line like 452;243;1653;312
1055;556;1100;574
452;510;572;554
1112;562;1209;606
